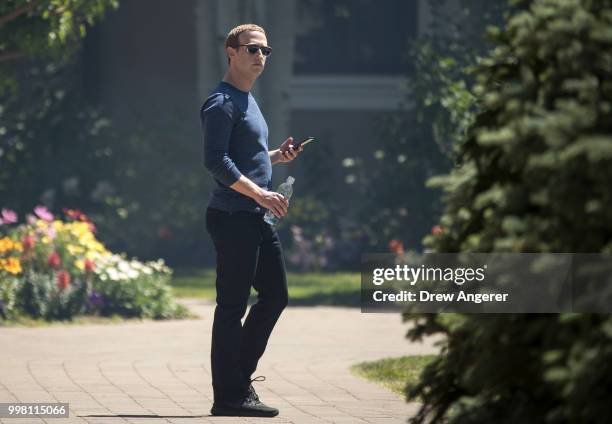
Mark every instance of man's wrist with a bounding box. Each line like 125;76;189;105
252;185;265;202
270;149;281;164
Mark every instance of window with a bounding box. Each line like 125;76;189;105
294;0;418;75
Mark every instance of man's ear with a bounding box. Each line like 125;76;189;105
226;46;236;62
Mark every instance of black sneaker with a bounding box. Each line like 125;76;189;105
210;376;278;417
246;375;265;402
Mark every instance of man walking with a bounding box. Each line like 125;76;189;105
200;24;302;417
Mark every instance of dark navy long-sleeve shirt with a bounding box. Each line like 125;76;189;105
201;81;272;213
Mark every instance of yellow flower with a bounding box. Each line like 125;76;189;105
6;257;22;274
68;222;90;238
67;244;84;255
75;259;84;270
0;237;13;254
0;238;22;254
86;250;108;261
0;257;22;274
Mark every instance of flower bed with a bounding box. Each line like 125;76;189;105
0;207;188;321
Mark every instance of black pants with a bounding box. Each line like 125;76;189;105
206;207;289;403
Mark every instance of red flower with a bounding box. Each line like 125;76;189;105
22;235;36;250
62;208;91;223
431;225;443;235
388;239;405;255
47;252;61;269
63;208;79;220
56;270;71;290
84;259;95;273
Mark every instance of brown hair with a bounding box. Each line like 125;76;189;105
225;24;266;50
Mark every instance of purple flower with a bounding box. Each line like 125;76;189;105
0;208;18;225
89;290;104;307
34;206;54;222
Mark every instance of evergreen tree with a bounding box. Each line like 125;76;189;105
406;0;612;422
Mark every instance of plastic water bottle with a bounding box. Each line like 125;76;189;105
263;176;295;226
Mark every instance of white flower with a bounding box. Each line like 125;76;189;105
342;158;355;167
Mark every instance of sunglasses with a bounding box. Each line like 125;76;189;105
238;44;272;57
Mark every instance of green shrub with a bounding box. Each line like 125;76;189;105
405;1;612;423
0;275;20;320
18;271;89;320
0;207;188;321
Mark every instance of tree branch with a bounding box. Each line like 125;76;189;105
0;0;42;28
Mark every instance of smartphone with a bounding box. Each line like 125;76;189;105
293;137;315;149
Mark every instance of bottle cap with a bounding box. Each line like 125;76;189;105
286;176;295;184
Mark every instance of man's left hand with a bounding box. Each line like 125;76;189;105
277;137;303;163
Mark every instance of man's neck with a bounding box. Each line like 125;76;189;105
223;69;255;93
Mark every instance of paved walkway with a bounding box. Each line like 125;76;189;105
0;299;439;424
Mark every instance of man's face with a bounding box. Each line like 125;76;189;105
228;30;269;77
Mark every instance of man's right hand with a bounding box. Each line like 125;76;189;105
229;175;289;217
256;190;289;217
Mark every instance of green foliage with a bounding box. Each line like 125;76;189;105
0;59;114;209
425;0;612;253
410;0;506;155
339;111;449;250
0;275;20;319
334;0;506;253
406;1;612;422
18;270;89;319
0;0;118;93
1;1;210;266
280;138;368;270
406;314;612;423
87;115;210;266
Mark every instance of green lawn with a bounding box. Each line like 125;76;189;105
351;355;436;396
171;268;361;306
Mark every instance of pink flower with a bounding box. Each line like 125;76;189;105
26;214;37;225
44;226;57;240
0;208;18;225
431;225;443;235
34;206;54;222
